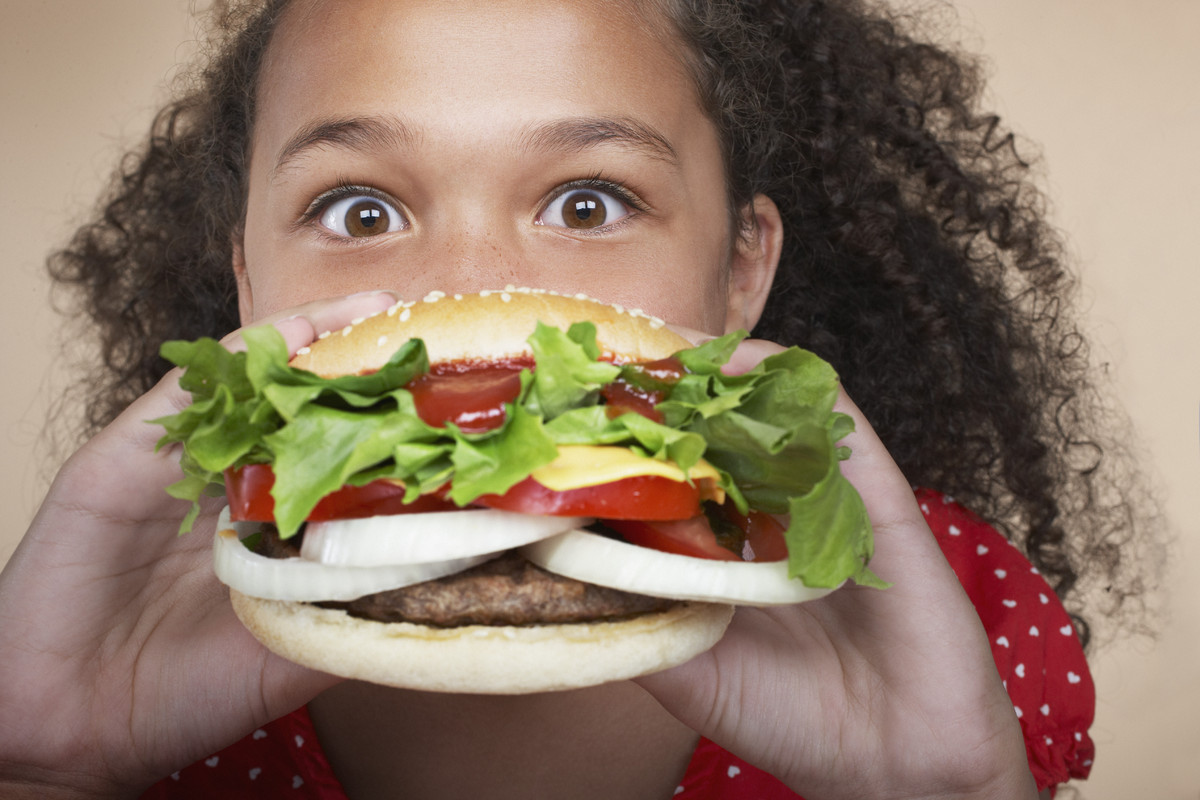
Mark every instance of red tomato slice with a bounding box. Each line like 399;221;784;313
721;507;790;562
475;474;711;520
604;517;741;561
225;465;455;522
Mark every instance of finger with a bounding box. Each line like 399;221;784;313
222;290;400;356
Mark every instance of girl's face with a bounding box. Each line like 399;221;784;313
236;0;779;334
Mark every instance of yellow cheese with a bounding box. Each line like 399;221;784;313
530;445;720;492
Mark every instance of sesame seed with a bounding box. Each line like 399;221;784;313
399;308;411;322
296;346;311;356
377;336;388;348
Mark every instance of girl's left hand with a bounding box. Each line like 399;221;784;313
635;336;1038;800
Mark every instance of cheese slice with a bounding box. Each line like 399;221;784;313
530;445;720;492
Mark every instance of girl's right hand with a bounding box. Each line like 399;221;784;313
0;292;396;798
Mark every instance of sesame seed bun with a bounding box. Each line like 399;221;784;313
289;288;692;377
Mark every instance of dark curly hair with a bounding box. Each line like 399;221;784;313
49;0;1156;646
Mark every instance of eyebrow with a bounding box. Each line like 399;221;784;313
271;113;679;179
518;117;679;164
272;115;420;179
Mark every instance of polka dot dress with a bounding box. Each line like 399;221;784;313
140;489;1094;799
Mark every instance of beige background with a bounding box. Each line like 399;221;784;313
2;1;1197;797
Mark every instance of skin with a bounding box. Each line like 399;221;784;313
0;0;1045;797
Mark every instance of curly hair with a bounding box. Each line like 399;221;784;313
49;0;1155;646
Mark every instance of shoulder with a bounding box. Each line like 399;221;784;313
915;488;1096;790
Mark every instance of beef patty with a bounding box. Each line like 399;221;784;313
253;526;678;627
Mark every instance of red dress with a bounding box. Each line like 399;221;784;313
141;489;1094;798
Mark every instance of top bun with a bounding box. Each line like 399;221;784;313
290;288;693;377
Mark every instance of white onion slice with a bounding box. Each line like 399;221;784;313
301;509;589;566
521;529;838;605
213;510;492;602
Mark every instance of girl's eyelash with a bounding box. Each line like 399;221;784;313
551;176;650;213
298;184;398;225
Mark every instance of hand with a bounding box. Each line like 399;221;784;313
636;334;1037;800
0;292;396;798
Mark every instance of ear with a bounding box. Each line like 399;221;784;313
232;235;255;326
724;194;783;334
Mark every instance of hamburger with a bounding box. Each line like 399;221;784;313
155;288;882;693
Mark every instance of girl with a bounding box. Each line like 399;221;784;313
0;0;1149;797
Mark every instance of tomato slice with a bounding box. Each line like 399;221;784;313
721;507;790;562
224;464;455;522
604;517;741;561
475;474;711;520
605;505;788;562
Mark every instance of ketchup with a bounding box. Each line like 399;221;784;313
406;354;685;431
406;358;530;432
600;356;685;423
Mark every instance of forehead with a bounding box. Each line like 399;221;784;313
255;0;699;142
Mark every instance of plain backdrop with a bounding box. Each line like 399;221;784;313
2;1;1197;797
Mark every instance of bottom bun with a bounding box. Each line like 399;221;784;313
230;589;734;694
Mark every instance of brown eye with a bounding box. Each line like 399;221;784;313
562;190;606;228
539;186;632;230
317;193;406;237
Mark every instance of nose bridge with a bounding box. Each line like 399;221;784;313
423;202;528;292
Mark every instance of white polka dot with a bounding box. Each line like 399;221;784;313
293;775;305;789
1031;566;1040;575
1045;736;1054;746
1029;625;1040;637
252;729;267;740
1083;759;1093;767
674;787;685;796
994;569;1007;579
294;735;305;748
205;757;219;768
1040;704;1051;716
1002;599;1017;608
921;503;931;514
249;768;262;780
948;524;961;536
170;772;180;781
996;636;1010;648
1039;593;1050;604
1075;732;1083;742
1060;625;1074;636
1015;663;1026;678
1014;706;1023;718
1067;671;1082;684
976;544;989;556
727;766;741;778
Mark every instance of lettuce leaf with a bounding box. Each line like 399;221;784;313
154;322;881;587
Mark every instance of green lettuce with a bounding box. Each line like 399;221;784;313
154;323;882;588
